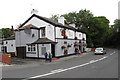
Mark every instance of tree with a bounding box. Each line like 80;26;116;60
1;28;10;38
89;16;109;47
105;19;120;48
61;12;77;25
50;14;59;22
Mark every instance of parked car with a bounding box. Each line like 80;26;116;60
94;48;106;55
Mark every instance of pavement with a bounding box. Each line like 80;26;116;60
1;52;92;67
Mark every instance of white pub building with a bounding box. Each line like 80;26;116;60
15;14;87;58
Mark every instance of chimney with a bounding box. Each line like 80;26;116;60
10;25;14;36
69;23;76;28
58;17;65;25
31;9;38;15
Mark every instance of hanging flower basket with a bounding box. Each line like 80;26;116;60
82;38;85;40
64;35;68;39
61;45;66;49
67;44;71;47
64;49;68;55
74;36;77;40
79;40;81;43
74;42;78;47
75;48;78;53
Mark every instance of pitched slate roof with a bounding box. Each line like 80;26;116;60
19;14;80;31
4;35;15;40
32;38;57;44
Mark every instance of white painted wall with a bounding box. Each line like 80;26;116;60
24;17;55;41
46;25;55;41
16;29;39;47
25;17;49;28
3;40;16;53
82;33;86;40
56;27;76;39
86;48;91;52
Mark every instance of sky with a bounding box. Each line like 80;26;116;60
0;0;119;29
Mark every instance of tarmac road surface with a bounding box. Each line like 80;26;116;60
2;48;119;79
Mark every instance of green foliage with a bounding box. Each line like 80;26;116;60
61;12;77;25
17;24;22;28
88;16;109;47
104;19;120;48
1;28;10;38
50;14;59;22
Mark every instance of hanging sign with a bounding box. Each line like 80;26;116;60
61;30;66;36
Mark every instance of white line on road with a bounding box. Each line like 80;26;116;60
110;53;113;55
51;69;63;73
23;56;110;80
110;51;115;56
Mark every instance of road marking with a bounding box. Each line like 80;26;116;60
110;51;115;56
110;53;113;55
51;69;63;73
89;60;96;63
23;56;109;80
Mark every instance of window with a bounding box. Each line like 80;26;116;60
79;34;81;38
41;28;45;38
41;47;46;55
28;45;31;51
32;45;36;51
27;44;36;52
11;44;13;47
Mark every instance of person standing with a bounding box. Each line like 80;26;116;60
44;52;48;62
48;52;52;62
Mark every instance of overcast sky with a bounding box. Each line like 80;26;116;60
0;0;119;29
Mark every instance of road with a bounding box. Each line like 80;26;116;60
2;48;119;79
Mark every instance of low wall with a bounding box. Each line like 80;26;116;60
0;54;11;65
85;48;91;52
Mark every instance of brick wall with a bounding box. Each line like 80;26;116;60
0;54;11;65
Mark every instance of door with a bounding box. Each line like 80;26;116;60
51;44;55;57
4;46;7;53
41;47;46;56
16;47;26;59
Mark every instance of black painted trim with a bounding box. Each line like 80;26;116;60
37;44;39;58
19;15;35;28
54;26;56;42
18;14;82;33
15;27;40;31
55;38;81;40
32;42;58;44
